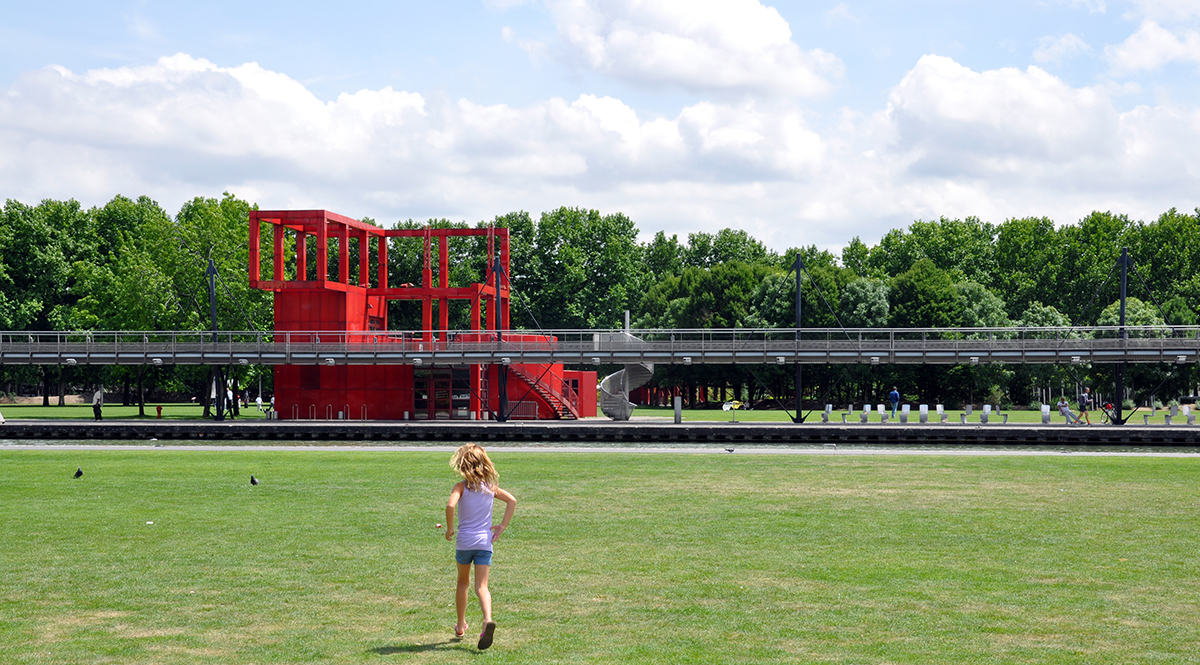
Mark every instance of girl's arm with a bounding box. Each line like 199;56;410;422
445;482;464;542
490;487;517;542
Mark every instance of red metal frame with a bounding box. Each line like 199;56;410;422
249;210;592;421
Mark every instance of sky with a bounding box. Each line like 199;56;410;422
3;0;1200;251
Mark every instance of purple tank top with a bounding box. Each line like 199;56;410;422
456;483;495;552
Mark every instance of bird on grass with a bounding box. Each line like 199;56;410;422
724;448;735;453
74;467;83;479
250;475;259;486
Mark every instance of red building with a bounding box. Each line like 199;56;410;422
249;210;596;420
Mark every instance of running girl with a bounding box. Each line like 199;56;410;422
445;444;517;650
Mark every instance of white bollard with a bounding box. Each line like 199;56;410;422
919;404;928;424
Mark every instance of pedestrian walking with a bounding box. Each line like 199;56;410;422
1078;387;1092;425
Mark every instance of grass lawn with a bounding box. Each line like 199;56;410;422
2;450;1199;664
633;406;1183;425
0;403;269;420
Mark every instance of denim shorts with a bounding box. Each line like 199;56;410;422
456;549;493;566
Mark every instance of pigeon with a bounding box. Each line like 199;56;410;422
74;467;83;479
250;475;259;486
724;448;735;453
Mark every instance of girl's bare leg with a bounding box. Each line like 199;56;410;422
456;563;471;633
474;564;492;624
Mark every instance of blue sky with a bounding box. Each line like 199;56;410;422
3;1;1200;250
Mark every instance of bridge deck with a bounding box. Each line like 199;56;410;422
2;327;1198;366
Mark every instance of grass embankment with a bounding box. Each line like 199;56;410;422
0;403;269;420
634;406;1181;425
2;450;1198;664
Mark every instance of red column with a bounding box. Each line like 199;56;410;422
317;218;328;284
439;235;449;332
296;231;307;281
378;236;388;289
500;232;510;330
249;214;260;284
471;285;481;330
338;222;349;284
358;230;369;287
273;224;285;281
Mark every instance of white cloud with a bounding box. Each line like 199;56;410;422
887;55;1120;172
875;54;1200;228
502;26;550;62
5;52;1200;253
1106;20;1200;73
1033;33;1092;63
540;0;842;97
1126;0;1200;21
0;54;829;244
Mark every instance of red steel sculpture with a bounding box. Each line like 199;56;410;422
249;210;596;421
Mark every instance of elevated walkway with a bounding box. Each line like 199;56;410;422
3;326;1199;366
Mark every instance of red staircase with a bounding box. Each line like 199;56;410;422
510;365;580;420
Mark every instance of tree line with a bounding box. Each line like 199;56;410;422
3;194;1199;411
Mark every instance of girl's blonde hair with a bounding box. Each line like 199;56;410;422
450;444;498;491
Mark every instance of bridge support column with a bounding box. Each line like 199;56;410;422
794;254;804;423
1114;247;1129;425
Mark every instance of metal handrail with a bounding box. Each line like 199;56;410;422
4;326;1200;366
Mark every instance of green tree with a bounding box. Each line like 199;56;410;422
840;236;872;277
993;217;1063;318
956;281;1010;328
1054;211;1133;323
889;259;960;328
1162;296;1197;326
519;207;645;329
868;217;997;285
839;278;890;328
1127;208;1200;307
645;231;684;281
683;229;774;269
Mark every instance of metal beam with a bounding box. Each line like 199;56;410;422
2;327;1198;367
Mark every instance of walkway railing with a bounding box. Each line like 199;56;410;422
2;326;1199;365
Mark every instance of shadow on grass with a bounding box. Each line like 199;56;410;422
370;637;479;656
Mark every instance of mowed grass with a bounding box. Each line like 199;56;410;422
0;403;269;420
2;451;1199;664
633;406;1184;425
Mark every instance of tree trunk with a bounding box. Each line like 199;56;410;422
137;366;145;417
122;379;130;407
58;366;66;406
41;366;51;407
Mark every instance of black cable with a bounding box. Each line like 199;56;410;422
1068;261;1119;330
1129;259;1171;326
801;364;860;421
799;261;853;338
742;364;795;421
